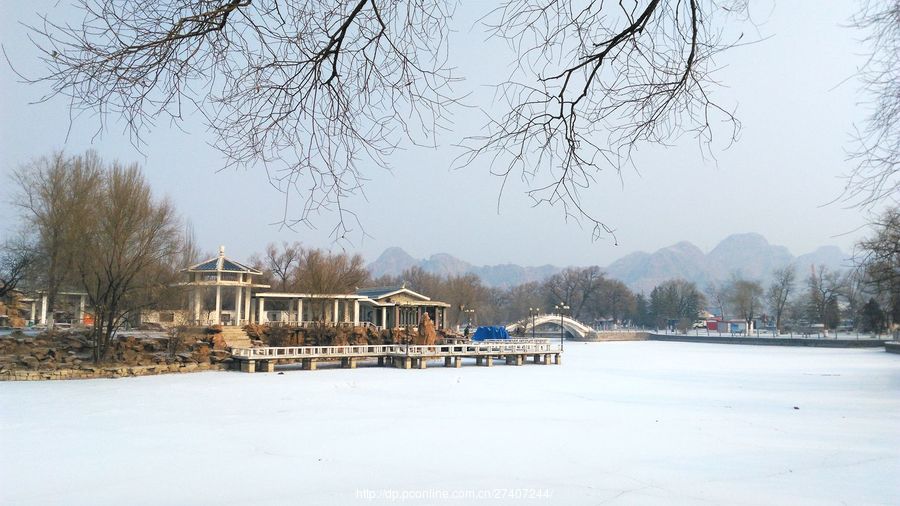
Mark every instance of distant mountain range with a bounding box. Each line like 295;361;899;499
605;234;850;293
369;247;560;288
367;233;852;292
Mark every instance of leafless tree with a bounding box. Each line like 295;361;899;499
649;278;705;328
441;273;491;327
264;241;304;291
75;163;181;362
805;265;845;330
594;278;636;324
766;264;796;332
543;266;609;319
458;0;746;239
18;0;457;241
725;276;763;331
11;151;103;325
0;237;37;299
844;1;900;209
706;280;729;320
179;221;206;269
854;205;900;329
294;247;370;320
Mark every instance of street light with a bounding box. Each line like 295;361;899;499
463;309;476;326
528;307;541;339
554;303;569;351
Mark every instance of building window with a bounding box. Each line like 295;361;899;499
159;312;175;323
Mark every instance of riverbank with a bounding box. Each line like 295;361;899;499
648;333;889;348
0;330;232;381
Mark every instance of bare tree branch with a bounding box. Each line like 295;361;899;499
843;0;900;209
18;0;459;242
457;0;747;240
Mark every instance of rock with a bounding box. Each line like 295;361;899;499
209;333;227;350
20;356;40;369
31;347;51;360
418;313;438;345
191;344;210;363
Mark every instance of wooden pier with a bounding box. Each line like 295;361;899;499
230;341;562;373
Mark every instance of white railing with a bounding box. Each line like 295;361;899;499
232;344;398;359
264;320;382;329
480;338;551;344
231;342;561;360
191;319;243;327
398;343;559;357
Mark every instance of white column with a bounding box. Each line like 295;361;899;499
333;299;339;324
234;286;242;325
215;285;222;324
298;298;304;324
40;294;48;325
353;300;360;326
244;287;252;324
30;301;36;324
78;295;86;325
259;298;267;323
381;307;387;330
194;288;202;324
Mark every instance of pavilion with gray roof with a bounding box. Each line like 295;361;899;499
181;246;270;326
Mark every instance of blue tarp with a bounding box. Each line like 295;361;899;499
471;326;510;341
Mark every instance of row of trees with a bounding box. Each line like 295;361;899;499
253;208;899;334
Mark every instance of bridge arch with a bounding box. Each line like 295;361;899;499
505;314;594;340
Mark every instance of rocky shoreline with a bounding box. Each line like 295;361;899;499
0;330;232;381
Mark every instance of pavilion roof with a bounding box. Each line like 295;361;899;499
183;246;262;275
355;285;431;301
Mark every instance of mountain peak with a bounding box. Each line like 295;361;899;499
369;247;417;278
712;232;771;251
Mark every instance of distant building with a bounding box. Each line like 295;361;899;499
2;289;89;327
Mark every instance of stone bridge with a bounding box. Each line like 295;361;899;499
506;314;596;340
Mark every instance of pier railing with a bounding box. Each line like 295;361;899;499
231;342;561;360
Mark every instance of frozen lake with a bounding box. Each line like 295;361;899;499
2;342;898;505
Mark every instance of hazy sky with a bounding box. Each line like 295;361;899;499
0;1;883;267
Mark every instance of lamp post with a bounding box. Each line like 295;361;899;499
464;309;476;326
554;303;570;351
529;307;541;339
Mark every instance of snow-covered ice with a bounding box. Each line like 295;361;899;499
2;341;899;505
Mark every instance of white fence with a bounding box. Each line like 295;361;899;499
232;342;561;360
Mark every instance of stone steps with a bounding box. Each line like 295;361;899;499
218;327;252;349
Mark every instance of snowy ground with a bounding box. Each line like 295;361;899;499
2;342;899;505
